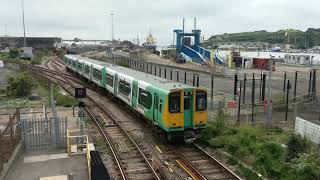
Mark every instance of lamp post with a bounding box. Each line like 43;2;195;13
21;0;26;47
110;11;114;41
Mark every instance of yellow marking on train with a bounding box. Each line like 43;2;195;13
193;89;208;127
176;159;198;180
163;91;184;129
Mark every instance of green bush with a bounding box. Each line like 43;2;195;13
55;94;77;107
201;115;225;142
238;164;261;180
9;49;19;58
288;153;320;180
273;93;286;111
254;142;285;178
6;72;35;97
286;134;309;160
31;50;47;65
227;157;238;166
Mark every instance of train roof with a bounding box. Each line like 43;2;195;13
109;65;195;91
66;54;196;91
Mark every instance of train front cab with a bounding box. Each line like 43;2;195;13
165;88;208;143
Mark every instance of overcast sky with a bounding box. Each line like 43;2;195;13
1;0;319;45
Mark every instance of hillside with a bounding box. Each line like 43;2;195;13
204;28;320;49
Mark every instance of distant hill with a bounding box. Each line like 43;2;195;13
204;28;320;49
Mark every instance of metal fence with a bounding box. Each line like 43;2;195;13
0;109;20;174
20;117;68;150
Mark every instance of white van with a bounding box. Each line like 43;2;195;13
20;47;34;59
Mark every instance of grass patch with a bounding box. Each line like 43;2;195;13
201;115;320;179
55;94;77;107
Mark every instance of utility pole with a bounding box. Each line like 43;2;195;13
21;0;26;47
110;11;114;41
4;24;7;37
267;56;273;124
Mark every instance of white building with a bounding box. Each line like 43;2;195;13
284;53;313;65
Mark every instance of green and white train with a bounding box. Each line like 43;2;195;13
63;54;208;142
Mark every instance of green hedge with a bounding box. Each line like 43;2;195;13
201;116;320;179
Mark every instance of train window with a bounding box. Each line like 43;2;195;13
196;91;207;111
119;80;131;96
138;88;152;109
159;99;163;113
169;92;180;113
106;73;114;87
72;61;76;68
93;68;102;80
84;65;90;75
78;63;83;71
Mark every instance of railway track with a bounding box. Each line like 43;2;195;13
28;57;241;180
29;57;161;180
172;144;241;180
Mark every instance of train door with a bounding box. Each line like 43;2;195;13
153;93;159;122
184;94;193;128
132;81;138;108
114;74;118;95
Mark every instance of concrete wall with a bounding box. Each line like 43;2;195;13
295;117;320;144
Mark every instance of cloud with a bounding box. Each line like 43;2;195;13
0;0;319;45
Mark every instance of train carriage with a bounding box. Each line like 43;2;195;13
64;54;208;142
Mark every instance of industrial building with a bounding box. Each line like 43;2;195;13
0;36;62;50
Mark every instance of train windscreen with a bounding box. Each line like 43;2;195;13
196;91;207;111
169;92;180;113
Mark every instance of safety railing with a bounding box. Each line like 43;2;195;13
66;129;91;180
